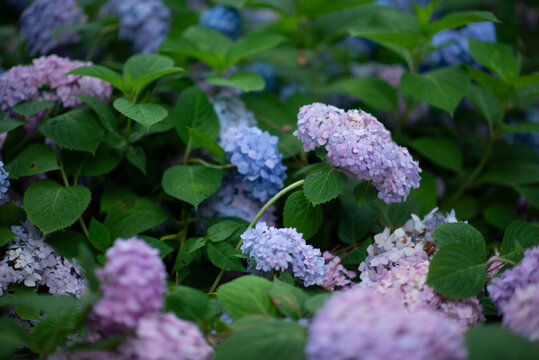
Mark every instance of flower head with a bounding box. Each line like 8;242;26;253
240;222;327;286
502;284;539;343
199;5;242;40
211;94;257;141
0;162;10;202
306;287;467;360
322;251;356;291
89;237;167;336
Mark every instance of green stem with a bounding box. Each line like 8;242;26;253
208;179;306;293
187;158;235;169
183;137;192;164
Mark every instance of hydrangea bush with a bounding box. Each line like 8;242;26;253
1;0;539;359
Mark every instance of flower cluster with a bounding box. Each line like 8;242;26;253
0;55;112;132
222;125;287;202
295;103;421;203
359;207;457;284
322;251;356;291
370;261;484;328
0;162;10;203
240;222;327;286
306;287;467;360
199;5;242;40
88;237;167;336
429;22;496;67
100;0;171;53
502;284;539;343
20;0;87;56
0;221;86;297
211;94;257;141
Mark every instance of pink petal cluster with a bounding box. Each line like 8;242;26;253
321;251;356;291
502;284;539;343
88;237;167;336
294;103;421;203
306;287;467;360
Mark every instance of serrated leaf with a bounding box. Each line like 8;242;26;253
139;235;173;258
283;190;322;240
268;280;307;319
28;305;78;354
206;241;246;272
162;165;223;209
126;145;146;174
23;180;91;235
188;127;225;160
481;161;539;185
173;237;205;272
465;84;502;128
206;72;265;92
62;146;123;177
498;220;539;264
123;53;183;91
113;97;167;129
426;244;486;299
74;94;120;135
217;276;278;319
226;32;286;64
45;231;87;260
483;205;519;230
466;66;513;103
0;226;16;246
303;166;347;205
208;220;248;243
39;108;104;154
165;286;212;327
0;202;26;227
401;66;470;115
88;218;111;252
0;118;24;133
66;65;125;92
465;325;539;360
326;77;397;111
409;137;463;173
469;39;519;83
433;222;486;257
11;100;55;118
5;144;59;179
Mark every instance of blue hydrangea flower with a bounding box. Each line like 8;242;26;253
0;162;10;202
429;22;496;67
20;0;87;56
199;5;242;40
101;0;171;53
211;94;257;141
240;222;327;286
245;63;278;92
221;125;287;202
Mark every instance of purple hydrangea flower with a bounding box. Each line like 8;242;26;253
502;284;539;343
20;0;87;56
240;222;327;286
295;103;421;204
199;5;242;40
322;251;356;291
100;0;171;53
0;221;86;297
245;62;278;92
88;237;167;336
429;22;496;67
211;94;257;141
488;246;539;314
306;287;467;360
359;207;458;284
222;125;287;202
0;162;10;202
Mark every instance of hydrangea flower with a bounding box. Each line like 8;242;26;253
377;0;432;12
428;22;496;67
502;284;539;343
359;207;458;284
0;221;86;297
245;62;278;92
100;0;171;53
240;222;327;286
20;0;87;56
488;246;539;314
295;103;421;203
199;5;242;40
0;162;10;202
322;251;356;291
369;261;484;328
306;287;467;360
222;125;287;202
88;237;167;336
199;176;277;226
211;94;257;141
0;55;112;132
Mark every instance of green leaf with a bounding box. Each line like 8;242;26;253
159;37;225;71
515;185;539;209
28;305;78;355
226;32;286;64
468;39;519;83
268;280;307;319
433;222;486;257
0;201;26;227
426;244;487;299
482;161;539;185
206;241;246;272
465;325;539;360
138;235;171;258
62;146;123;177
173;237;205;272
217;276;278;319
208;220;248;243
326;77;397;111
11;100;55;118
113;97;168;129
5;144;59;179
401;66;470;115
88;218;112;252
174;87;220;145
409;137;463;173
126;145;146;174
74;94;120;135
465;84;502;128
66;65;125;92
0;226;16;246
45;231;87;260
303;166;348;205
39;108;104;154
0;318;27;359
165;286;212;327
426;11;498;35
123;53;183;91
188;127;226;161
498;220;539;264
500;121;539;133
304;293;331;315
215;319;306;360
23;180;91;235
483;205;519;230
283;190;323;240
0;293;77;314
11;288;40;320
353;181;379;207
0;118;24;133
466;66;513;103
206;72;265;92
162;165;223;209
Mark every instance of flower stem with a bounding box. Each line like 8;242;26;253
187;158;235;169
